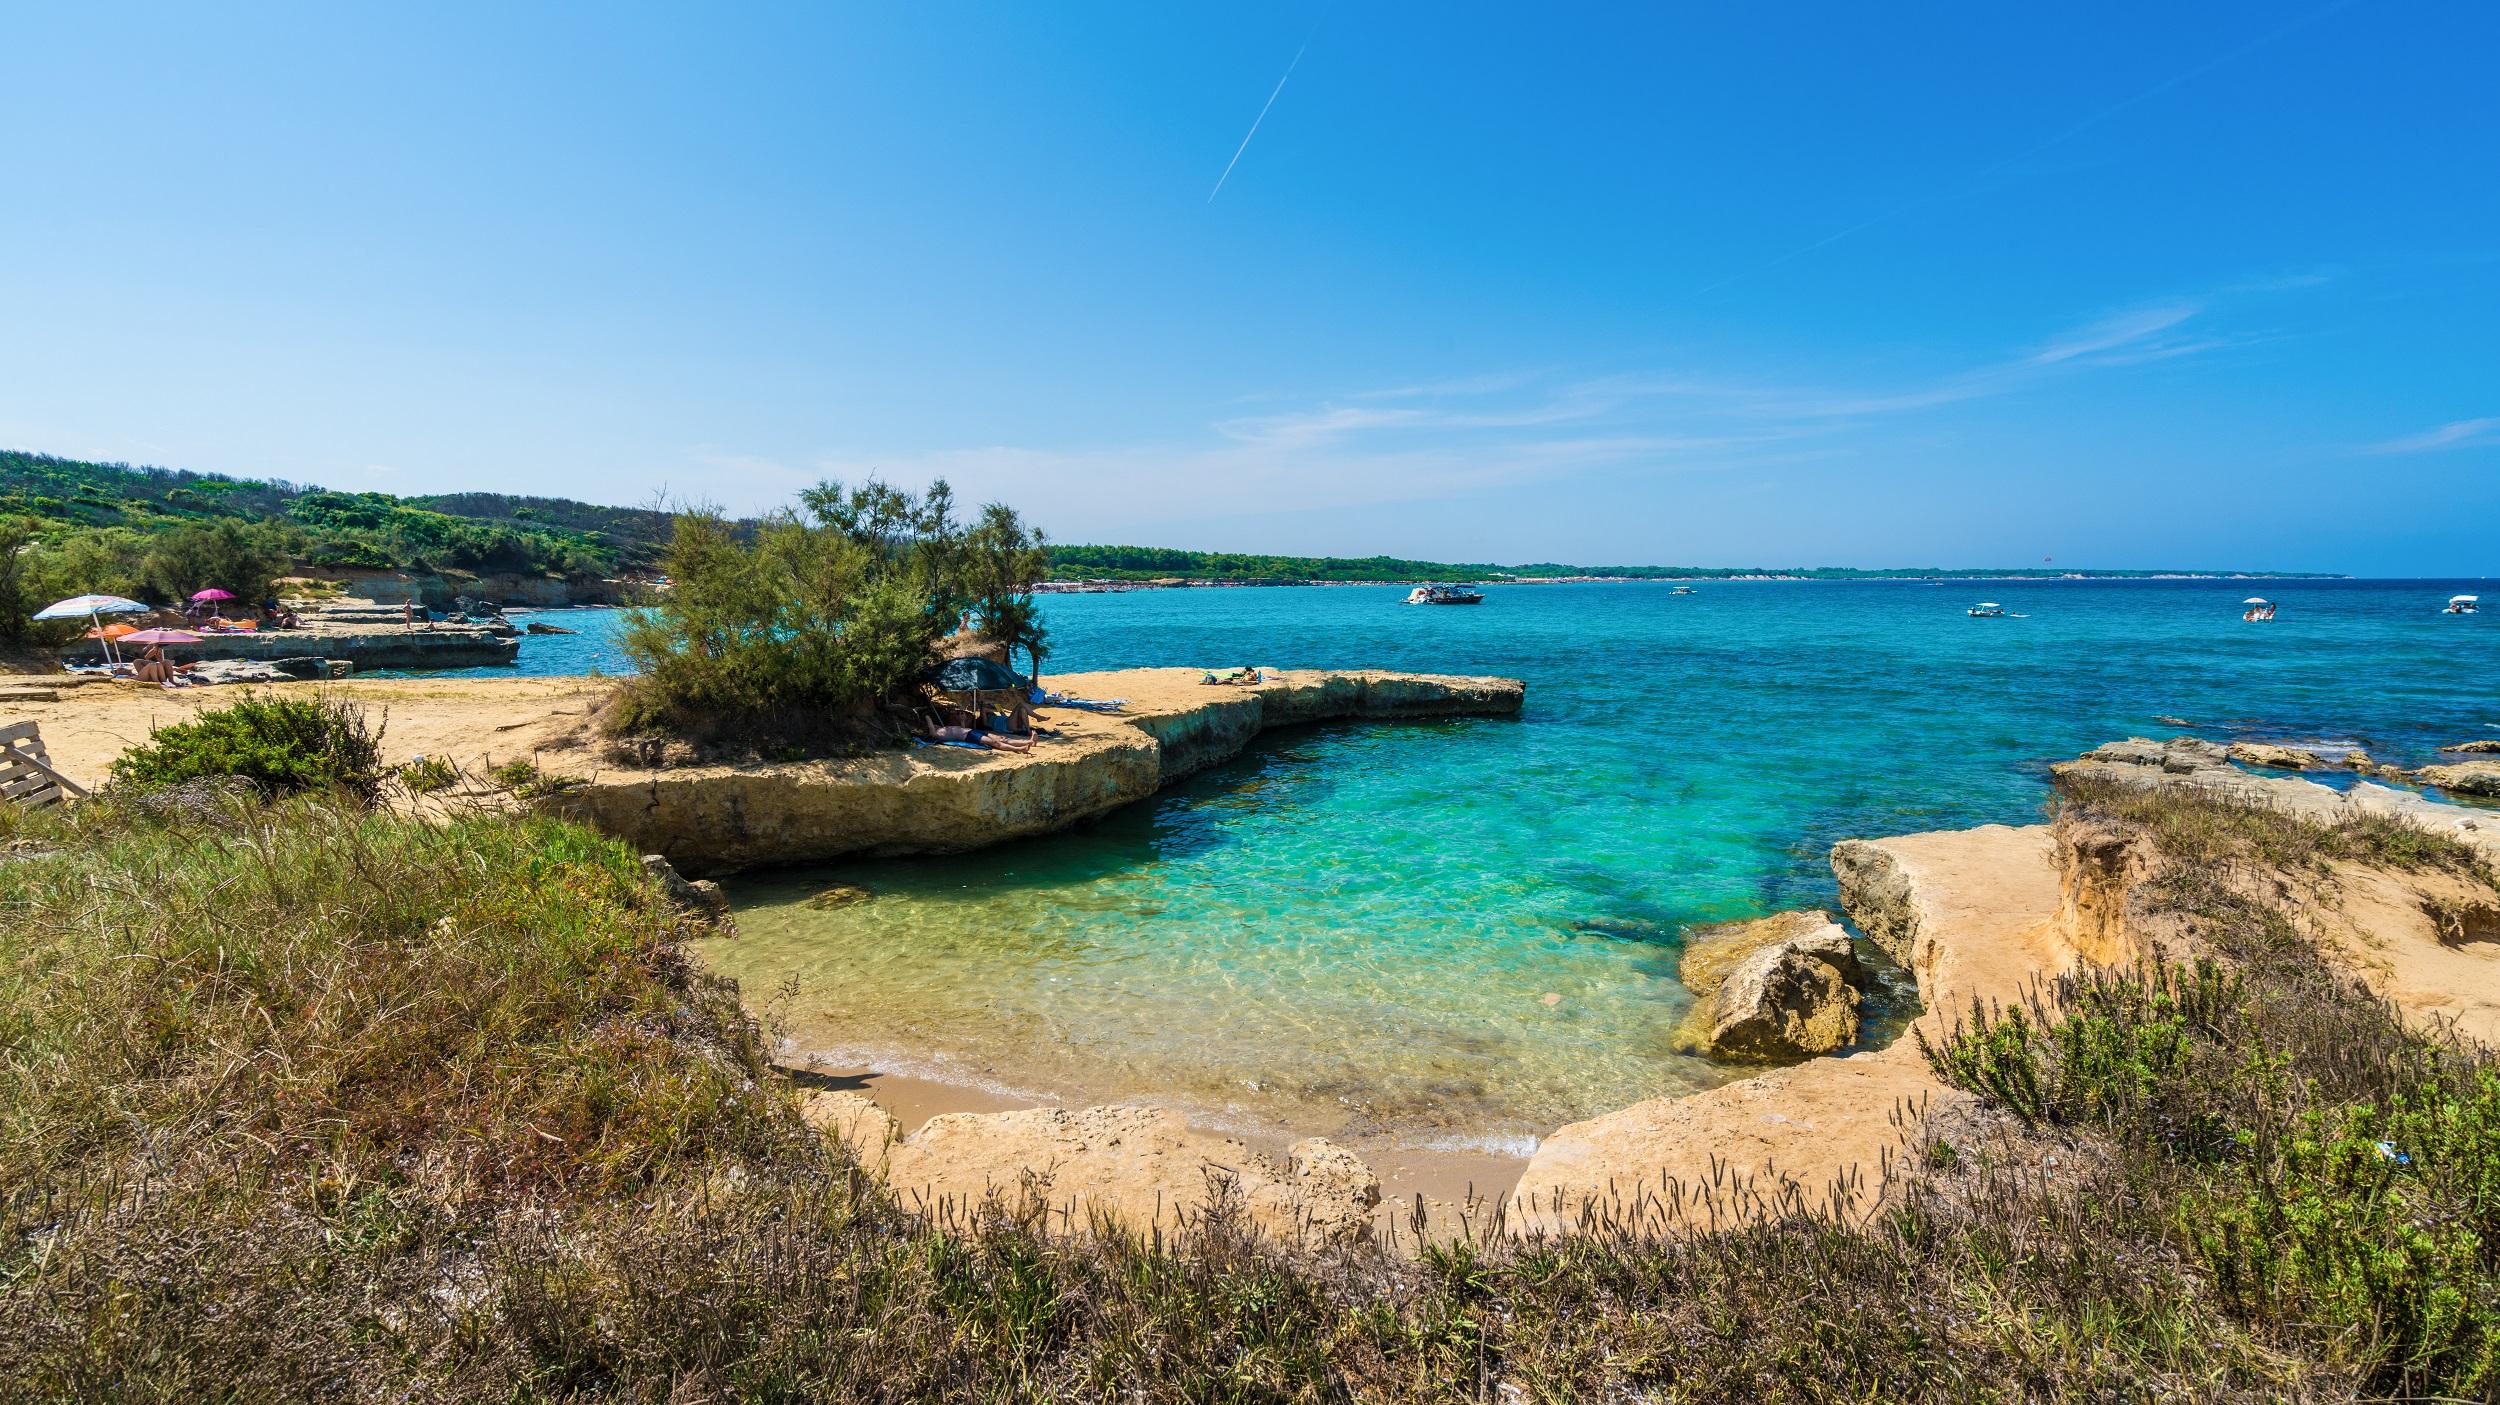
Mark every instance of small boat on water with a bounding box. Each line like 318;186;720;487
1403;583;1485;606
1967;602;2019;618
2447;594;2480;615
2243;596;2278;622
1671;585;1697;595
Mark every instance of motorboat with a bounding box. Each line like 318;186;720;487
2243;597;2277;622
1670;585;1697;595
2447;594;2480;615
1967;602;2015;618
1403;584;1485;605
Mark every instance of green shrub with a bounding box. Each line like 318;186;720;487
611;480;1048;751
396;754;459;794
109;693;386;801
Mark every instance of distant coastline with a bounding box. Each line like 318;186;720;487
1037;569;2352;593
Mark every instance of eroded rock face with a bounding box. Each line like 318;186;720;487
551;668;1524;875
1702;934;1861;1059
858;1104;1383;1245
2443;740;2500;755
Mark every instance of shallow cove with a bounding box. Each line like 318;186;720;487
704;717;1920;1153
692;577;2495;1151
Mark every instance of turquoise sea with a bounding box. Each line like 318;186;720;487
482;582;2497;1152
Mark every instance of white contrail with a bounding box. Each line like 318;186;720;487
1208;41;1310;204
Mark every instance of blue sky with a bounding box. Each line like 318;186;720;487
3;3;2494;572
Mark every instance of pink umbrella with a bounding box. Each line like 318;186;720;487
190;588;237;602
121;628;204;646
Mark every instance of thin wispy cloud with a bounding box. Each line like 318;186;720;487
709;296;2265;536
2362;417;2500;455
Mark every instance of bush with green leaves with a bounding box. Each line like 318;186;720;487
611;479;1049;750
109;693;387;802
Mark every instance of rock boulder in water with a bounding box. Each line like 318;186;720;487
1703;932;1863;1059
2229;741;2320;771
1676;910;1863;1060
2442;739;2500;754
2414;760;2500;798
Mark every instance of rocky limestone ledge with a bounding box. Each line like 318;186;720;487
801;1093;1381;1246
2059;736;2500;868
1512;824;2075;1234
546;667;1522;875
169;627;518;671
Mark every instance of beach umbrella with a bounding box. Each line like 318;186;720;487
35;594;149;664
2243;597;2271;605
121;628;203;646
190;588;237;602
931;656;1028;694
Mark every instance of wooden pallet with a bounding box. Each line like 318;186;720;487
0;720;86;808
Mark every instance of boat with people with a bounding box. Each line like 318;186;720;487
1403;584;1485;606
1671;585;1697;595
1966;602;2022;618
2243;597;2278;622
2446;594;2479;615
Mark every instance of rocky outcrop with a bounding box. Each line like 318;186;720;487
2414;760;2500;798
1513;823;2071;1233
2442;740;2500;755
546;669;1523;875
175;626;517;670
640;853;732;927
2229;741;2321;770
1701;931;1861;1059
841;1103;1381;1245
1675;912;1862;1060
2059;737;2500;868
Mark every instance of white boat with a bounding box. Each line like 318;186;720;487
1670;585;1697;595
2447;594;2479;615
1967;602;2012;618
2243;596;2277;622
1403;584;1485;606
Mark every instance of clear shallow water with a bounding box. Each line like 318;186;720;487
510;582;2498;1149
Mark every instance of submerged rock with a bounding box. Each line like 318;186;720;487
2442;739;2500;755
804;882;875;909
525;621;577;635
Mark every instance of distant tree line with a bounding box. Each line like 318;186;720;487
1044;544;2340;584
0;452;683;642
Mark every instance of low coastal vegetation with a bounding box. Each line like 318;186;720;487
0;452;665;644
605;479;1049;754
4;706;2495;1400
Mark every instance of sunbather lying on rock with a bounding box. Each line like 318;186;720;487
921;720;1035;752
